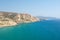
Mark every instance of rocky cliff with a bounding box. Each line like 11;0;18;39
0;12;40;27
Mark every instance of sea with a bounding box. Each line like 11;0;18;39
0;20;60;40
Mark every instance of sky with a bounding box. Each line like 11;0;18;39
0;0;60;18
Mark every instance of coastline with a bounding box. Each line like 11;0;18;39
0;12;40;27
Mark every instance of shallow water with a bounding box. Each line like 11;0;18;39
0;20;60;40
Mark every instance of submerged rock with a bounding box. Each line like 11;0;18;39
0;12;40;27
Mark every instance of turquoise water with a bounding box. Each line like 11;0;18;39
0;20;60;40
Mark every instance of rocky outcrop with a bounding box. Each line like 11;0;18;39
0;12;40;27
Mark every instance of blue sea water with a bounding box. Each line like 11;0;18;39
0;20;60;40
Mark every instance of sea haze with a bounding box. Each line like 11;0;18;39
0;19;60;40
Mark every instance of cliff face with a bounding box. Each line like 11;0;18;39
0;12;40;27
14;14;39;23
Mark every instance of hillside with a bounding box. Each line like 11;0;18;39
0;12;40;27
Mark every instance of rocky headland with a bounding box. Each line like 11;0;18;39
0;12;40;27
